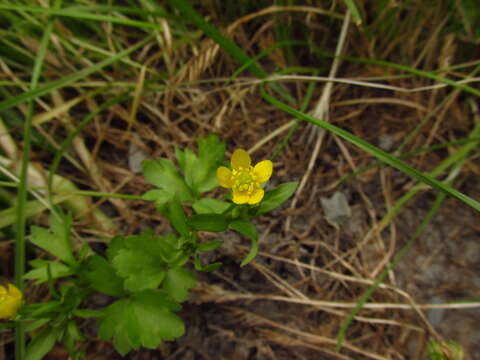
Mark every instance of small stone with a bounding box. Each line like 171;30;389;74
128;134;148;173
427;296;446;328
320;191;351;228
378;134;395;151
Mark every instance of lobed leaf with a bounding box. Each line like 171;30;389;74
162;267;196;302
83;255;124;297
30;212;75;265
164;195;189;238
24;260;73;284
111;234;167;292
176;134;225;194
98;290;184;355
142;158;193;202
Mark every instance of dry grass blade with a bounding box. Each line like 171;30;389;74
229;308;389;360
286;10;351;232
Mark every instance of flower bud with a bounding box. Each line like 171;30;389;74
0;283;22;319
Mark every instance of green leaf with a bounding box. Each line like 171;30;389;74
197;240;223;252
188;213;228;232
201;262;222;272
24;319;50;333
193;198;230;214
30;212;75;265
175;147;197;183
142;189;171;209
165;195;189;238
257;182;298;215
194;255;222;272
155;233;188;265
63;320;85;356
229;220;257;240
98;291;184;355
25;326;63;360
142;158;193;202
228;220;258;266
98;298;137;355
193;134;225;192
110;231;185;292
113;250;166;293
24;260;74;284
72;309;103;318
132;291;184;344
0;322;15;331
176;134;225;194
83;255;124;297
20;301;62;319
78;242;89;261
162;267;196;302
342;0;363;25
106;236;126;262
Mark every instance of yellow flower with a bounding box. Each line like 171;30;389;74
216;149;273;205
0;283;22;319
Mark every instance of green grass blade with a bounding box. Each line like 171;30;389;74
14;1;61;358
230;40;301;81
338;136;480;185
271;70;319;160
0;36;153;112
261;87;480;212
335;117;480;350
168;0;296;105
0;4;170;31
342;1;362;25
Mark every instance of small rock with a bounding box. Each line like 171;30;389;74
378;134;395;151
427;296;446;328
320;191;351;228
128;134;148;173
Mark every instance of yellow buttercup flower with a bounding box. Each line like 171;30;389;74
0;283;22;319
216;149;272;205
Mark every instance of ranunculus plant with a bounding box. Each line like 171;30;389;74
1;135;297;359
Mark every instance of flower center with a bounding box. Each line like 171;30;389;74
232;166;259;195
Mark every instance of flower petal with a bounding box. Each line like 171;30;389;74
248;189;264;204
253;160;273;183
233;191;249;204
231;149;251;169
216;166;234;188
